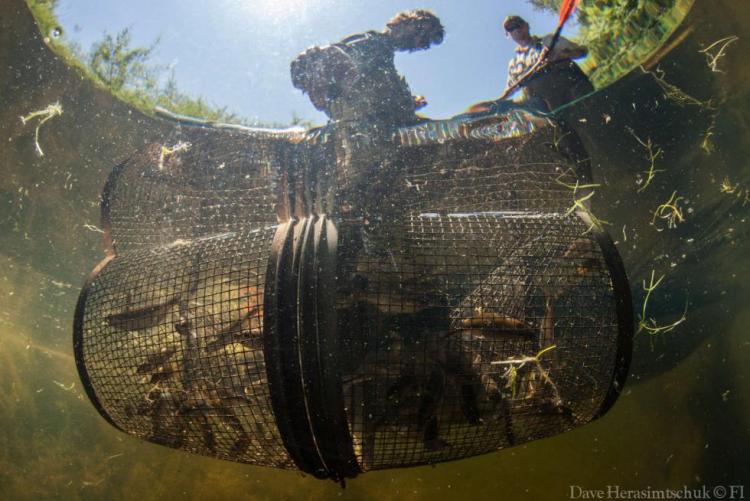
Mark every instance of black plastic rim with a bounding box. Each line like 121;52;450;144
263;216;360;481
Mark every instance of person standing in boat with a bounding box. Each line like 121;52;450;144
503;15;593;111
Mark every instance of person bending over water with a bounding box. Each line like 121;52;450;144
290;9;444;125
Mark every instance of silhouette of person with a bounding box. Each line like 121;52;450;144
290;9;444;125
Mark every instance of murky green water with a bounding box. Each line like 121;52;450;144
1;0;748;499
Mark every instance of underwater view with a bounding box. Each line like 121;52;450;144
1;0;748;499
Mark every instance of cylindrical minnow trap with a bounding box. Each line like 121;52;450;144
74;106;633;482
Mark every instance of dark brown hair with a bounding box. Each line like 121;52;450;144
503;15;528;33
387;9;444;46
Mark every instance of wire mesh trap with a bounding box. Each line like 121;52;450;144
74;107;633;482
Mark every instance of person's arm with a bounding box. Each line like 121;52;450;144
542;35;588;61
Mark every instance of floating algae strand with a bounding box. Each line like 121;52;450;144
720;176;740;195
719;176;750;206
555;172;610;234
627;129;664;193
83;223;104;234
639;66;714;109
19;102;63;157
52;380;75;391
637;270;688;337
695;33;737;155
651;191;685;230
700;119;717;155
641;42;732;156
699;35;739;74
491;345;561;405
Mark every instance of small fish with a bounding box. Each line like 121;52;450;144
204;308;261;352
136;346;178;375
540;297;556;349
106;296;180;331
460;312;534;334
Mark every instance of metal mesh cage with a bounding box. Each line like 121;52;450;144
74;108;632;482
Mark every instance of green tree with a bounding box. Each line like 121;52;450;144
526;0;562;14
521;0;680;86
88;28;158;92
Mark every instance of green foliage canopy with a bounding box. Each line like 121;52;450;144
521;0;680;87
88;28;157;92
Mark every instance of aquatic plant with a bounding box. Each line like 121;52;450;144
639;64;721;156
491;345;561;404
19;101;63;157
639;66;714;109
719;176;750;206
720;176;739;195
627;129;664;193
700;119;716;155
651;191;685;230
637;270;687;336
700;35;739;73
555;172;610;233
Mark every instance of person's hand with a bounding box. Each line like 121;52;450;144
414;95;428;109
538;44;554;62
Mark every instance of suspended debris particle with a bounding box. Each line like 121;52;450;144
83;223;105;234
52;380;75;391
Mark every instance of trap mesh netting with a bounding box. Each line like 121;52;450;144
74;108;633;481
